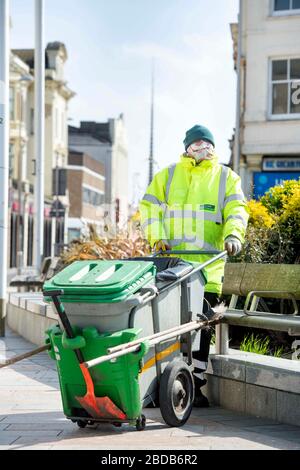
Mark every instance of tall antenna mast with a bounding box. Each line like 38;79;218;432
148;60;155;185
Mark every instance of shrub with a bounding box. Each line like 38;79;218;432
60;224;151;265
261;179;299;215
235;179;300;265
279;186;300;247
247;200;275;229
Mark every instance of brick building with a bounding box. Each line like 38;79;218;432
67;150;105;240
68;116;128;229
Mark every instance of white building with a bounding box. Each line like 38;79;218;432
9;42;75;268
231;0;300;198
8;53;33;269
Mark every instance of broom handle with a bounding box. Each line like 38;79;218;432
0;344;50;368
85;316;223;369
43;290;85;364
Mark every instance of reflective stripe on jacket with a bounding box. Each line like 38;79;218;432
139;154;249;294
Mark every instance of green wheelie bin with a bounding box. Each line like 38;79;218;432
45;323;149;430
44;259;157;430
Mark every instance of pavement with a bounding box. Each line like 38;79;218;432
1;327;300;450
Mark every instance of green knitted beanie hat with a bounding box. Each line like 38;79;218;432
183;125;215;150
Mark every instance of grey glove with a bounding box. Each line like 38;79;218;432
225;236;242;256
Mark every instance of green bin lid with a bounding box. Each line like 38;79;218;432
43;260;156;296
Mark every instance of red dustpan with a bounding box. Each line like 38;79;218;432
76;363;126;420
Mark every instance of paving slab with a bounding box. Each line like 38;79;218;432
1;445;54;450
0;433;23;446
0;423;10;431
1;326;300;450
211;416;282;426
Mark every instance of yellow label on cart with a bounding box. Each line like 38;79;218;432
140;341;181;374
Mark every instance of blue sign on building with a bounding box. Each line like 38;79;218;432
253;172;300;199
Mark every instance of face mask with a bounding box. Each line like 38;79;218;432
187;141;214;162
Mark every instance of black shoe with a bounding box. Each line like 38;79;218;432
194;378;207;388
193;391;210;408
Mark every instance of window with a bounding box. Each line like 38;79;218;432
9;144;15;178
61;112;65;142
52;168;67;196
30;108;34;135
68;228;81;243
82;187;104;207
55;108;59;138
19;92;24;122
271;58;300;117
27;215;34;266
9;87;15;120
273;0;300;13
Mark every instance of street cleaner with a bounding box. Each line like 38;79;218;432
140;124;249;407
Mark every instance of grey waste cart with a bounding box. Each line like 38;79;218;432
44;250;226;427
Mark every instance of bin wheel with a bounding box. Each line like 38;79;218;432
136;414;146;431
159;360;194;427
77;420;87;428
113;422;122;428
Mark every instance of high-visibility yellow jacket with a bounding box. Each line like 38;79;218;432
139;154;249;294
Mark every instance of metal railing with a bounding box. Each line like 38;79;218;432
215;293;300;355
151;250;300;356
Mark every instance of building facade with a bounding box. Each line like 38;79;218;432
68;115;128;231
231;0;300;198
67;150;105;241
8;52;33;269
9;42;75;268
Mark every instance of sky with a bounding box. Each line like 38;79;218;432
10;0;239;204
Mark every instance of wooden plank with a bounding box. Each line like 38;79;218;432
240;264;300;299
222;263;247;295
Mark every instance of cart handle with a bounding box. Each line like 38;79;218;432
152;249;225;257
148;251;228;295
137;285;159;305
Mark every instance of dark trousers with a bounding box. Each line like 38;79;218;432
192;293;219;391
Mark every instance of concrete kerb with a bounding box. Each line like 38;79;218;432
204;351;300;426
6;293;57;347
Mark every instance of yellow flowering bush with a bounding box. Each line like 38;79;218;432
247;200;275;229
279;186;300;245
261;180;300;215
281;185;300;217
237;179;300;264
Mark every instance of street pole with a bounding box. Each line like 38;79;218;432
148;60;154;185
55;153;59;256
17;91;23;275
0;0;9;336
34;0;45;271
233;0;243;175
16;75;32;275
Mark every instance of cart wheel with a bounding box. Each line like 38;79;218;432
136;414;146;431
159;360;194;427
77;420;87;428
